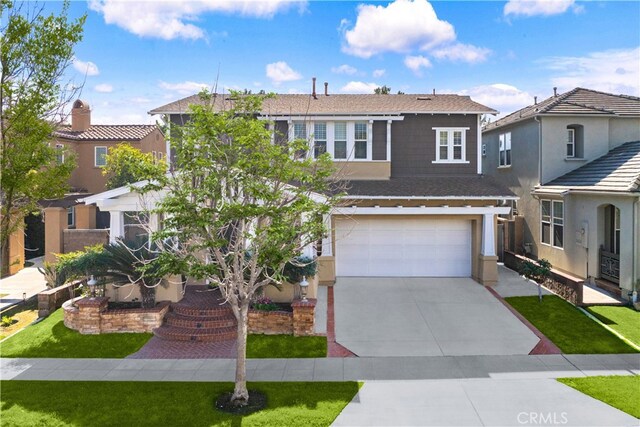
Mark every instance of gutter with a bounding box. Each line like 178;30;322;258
343;195;519;200
532;189;640;198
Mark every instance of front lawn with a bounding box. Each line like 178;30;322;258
586;306;640;347
505;295;638;354
558;376;640;418
0;381;359;427
0;309;151;358
248;334;327;358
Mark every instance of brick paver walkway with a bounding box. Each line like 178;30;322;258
128;337;236;359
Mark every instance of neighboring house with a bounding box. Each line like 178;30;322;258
483;88;640;298
82;86;515;304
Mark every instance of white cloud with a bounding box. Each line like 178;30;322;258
541;47;640;96
331;64;358;75
372;69;386;78
159;80;210;95
342;0;455;58
404;55;432;75
94;83;113;93
504;0;579;17
73;58;99;76
340;81;379;94
431;43;491;64
265;61;302;85
459;83;533;117
89;0;302;40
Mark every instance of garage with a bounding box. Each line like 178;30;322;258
335;217;472;277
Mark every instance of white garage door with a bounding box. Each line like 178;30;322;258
335;217;472;277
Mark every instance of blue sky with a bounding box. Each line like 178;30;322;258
49;0;640;124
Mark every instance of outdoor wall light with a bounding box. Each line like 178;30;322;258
299;276;309;301
87;275;98;298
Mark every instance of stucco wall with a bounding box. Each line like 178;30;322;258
608;118;640;149
535;194;638;293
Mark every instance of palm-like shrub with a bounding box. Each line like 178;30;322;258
101;239;164;309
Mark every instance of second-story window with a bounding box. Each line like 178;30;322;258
433;128;468;163
333;122;347;159
499;132;511;167
67;206;75;227
293;121;308;158
95;146;107;167
566;128;575;157
314;122;327;158
55;144;64;164
354;122;367;159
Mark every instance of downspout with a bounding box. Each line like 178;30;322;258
633;197;639;303
534;115;542;184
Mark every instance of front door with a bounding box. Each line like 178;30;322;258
600;205;620;284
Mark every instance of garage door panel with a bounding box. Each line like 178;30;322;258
336;217;471;277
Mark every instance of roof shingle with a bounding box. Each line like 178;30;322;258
149;93;497;116
538;141;640;194
484;88;640;132
53;125;158;141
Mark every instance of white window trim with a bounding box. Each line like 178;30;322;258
55;143;64;164
294;120;373;162
312;121;327;159
566;128;575;158
540;199;564;250
95;146;107;167
431;127;470;164
498;132;511;168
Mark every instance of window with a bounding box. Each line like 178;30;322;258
67;207;75;227
292;121;307;158
566;129;575;157
354;122;367;159
313;122;327;158
499;132;511;167
333;122;347;159
95;146;107;167
541;200;563;249
55;144;64;164
433;128;468;163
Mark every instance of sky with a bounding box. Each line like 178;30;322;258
43;0;640;124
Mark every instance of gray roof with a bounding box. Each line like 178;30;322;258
538;141;640;194
149;93;497;116
484;88;640;132
341;175;516;199
53;125;158;141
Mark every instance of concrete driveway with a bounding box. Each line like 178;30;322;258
334;277;539;357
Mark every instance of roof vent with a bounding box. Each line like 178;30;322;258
416;96;432;101
553;87;558;97
534;96;537;105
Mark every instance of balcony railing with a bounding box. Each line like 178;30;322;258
599;248;620;284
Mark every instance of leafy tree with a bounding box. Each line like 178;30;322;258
144;91;342;407
374;85;391;94
520;258;552;302
102;143;166;190
0;0;85;276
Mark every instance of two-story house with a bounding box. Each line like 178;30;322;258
82;87;515;296
482;88;640;299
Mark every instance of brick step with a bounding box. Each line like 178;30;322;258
164;312;237;329
153;325;237;342
171;303;234;319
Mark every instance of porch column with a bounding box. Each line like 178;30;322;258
386;120;392;161
321;214;332;256
109;211;125;243
479;213;499;286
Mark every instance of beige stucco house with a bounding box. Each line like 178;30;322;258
483;88;640;299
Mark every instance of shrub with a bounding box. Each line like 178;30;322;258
283;255;317;283
1;315;14;327
251;297;280;311
520;258;552;284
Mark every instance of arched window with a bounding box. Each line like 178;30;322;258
566;124;584;158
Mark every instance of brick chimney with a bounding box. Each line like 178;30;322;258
71;99;91;131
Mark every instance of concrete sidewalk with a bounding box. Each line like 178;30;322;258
2;353;638;382
332;378;639;427
0;256;47;310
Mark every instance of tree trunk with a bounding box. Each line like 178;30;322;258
0;239;9;278
231;302;249;406
139;284;156;309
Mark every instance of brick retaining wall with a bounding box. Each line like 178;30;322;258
503;251;584;306
247;298;316;336
63;297;170;334
38;281;81;317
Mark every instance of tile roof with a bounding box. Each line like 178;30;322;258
149;93;497;116
340;175;516;198
537;141;640;194
53;125;158;141
484;88;640;132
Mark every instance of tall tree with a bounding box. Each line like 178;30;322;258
102;143;166;190
145;92;342;407
0;1;85;276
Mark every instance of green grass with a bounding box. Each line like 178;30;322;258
0;309;151;358
248;334;327;358
505;295;638;354
558;376;640;418
0;381;359;427
586;306;640;347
